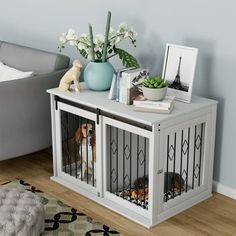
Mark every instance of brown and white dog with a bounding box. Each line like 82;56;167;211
75;123;96;181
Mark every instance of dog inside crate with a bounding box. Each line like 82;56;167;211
61;111;96;186
106;126;150;209
116;172;185;208
116;175;149;209
164;172;185;201
75;123;96;181
107;125;186;209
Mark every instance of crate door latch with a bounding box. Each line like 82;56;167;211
96;108;101;125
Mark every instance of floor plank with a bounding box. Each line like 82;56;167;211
0;150;236;236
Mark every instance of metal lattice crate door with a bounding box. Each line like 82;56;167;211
107;124;149;208
54;102;100;195
164;123;205;202
60;110;96;186
157;112;214;221
102;116;154;223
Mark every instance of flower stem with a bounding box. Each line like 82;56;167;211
89;24;95;61
102;11;111;62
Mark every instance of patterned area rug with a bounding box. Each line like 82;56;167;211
1;179;120;236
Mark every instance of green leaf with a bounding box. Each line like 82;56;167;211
114;48;140;68
96;51;103;60
79;49;88;59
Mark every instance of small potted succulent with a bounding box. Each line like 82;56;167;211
142;76;168;101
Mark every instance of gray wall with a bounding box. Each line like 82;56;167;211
1;0;235;189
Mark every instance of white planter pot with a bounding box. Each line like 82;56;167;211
142;86;167;101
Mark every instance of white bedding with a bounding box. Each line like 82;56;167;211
0;61;33;82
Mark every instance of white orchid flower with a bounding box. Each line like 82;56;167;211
95;34;105;45
65;29;78;41
77;42;87;50
58;22;138;62
67;28;76;35
94;44;103;53
66;34;75;41
59;36;66;43
79;34;90;45
118;22;128;34
129;27;138;39
80;33;88;39
59;32;67;43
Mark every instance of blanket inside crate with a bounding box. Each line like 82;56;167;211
116;188;149;209
116;188;186;208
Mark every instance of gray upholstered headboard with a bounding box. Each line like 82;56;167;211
0;41;70;74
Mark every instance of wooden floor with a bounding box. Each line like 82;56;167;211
0;150;236;236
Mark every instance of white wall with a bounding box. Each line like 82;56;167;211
1;0;236;191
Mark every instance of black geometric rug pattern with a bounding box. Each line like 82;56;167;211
1;179;120;236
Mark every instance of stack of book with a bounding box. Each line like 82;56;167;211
133;95;175;114
108;68;149;105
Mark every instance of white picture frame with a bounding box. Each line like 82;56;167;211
162;44;198;103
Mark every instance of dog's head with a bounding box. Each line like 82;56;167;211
73;59;83;69
75;123;95;145
81;123;93;138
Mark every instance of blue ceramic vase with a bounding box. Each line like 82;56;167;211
83;61;115;91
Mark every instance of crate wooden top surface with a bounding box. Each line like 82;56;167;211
47;83;217;126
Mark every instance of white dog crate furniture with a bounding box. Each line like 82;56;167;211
47;83;217;228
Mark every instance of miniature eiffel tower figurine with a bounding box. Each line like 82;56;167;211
169;56;185;90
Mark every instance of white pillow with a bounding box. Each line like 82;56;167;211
0;61;34;82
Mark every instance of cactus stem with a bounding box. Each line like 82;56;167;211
89;24;95;61
102;11;111;62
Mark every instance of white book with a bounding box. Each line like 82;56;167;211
116;71;121;102
116;67;135;102
120;68;149;105
133;103;174;114
134;95;175;108
108;73;117;100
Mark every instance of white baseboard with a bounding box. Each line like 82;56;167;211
213;181;236;200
